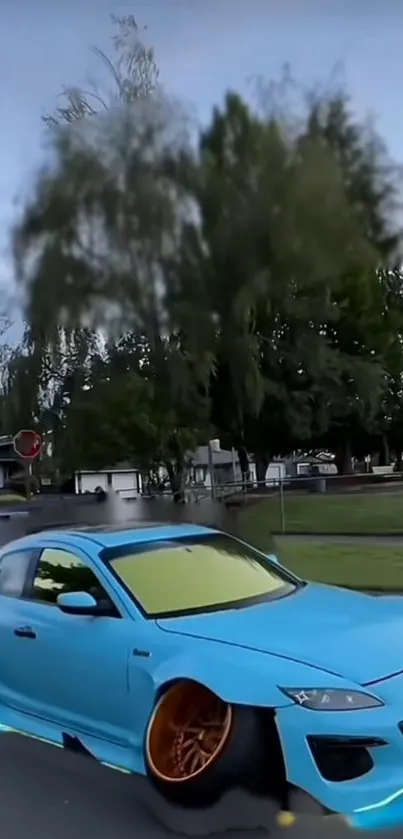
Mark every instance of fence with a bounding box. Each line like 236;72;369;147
0;467;401;546
190;468;403;535
111;467;403;536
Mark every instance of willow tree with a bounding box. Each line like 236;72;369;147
191;92;378;477
16;82;212;497
301;95;402;470
43;15;159;127
15;48;381;491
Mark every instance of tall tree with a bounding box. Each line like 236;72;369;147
197;92;376;476
0;307;15;435
14;91;210;495
16;62;400;489
304;95;402;470
368;267;403;467
43;15;159;127
62;334;210;499
0;336;41;433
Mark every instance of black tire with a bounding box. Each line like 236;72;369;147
144;682;272;808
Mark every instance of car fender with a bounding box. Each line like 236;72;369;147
151;648;356;709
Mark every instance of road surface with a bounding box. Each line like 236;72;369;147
0;732;399;839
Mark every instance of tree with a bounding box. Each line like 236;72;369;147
16;13;209;493
0;306;15;435
303;95;402;470
0;338;41;433
43;15;159;127
367;267;403;467
0;303;12;388
62;334;210;500
14;92;208;494
36;327;102;477
16;53;402;489
195;92;376;477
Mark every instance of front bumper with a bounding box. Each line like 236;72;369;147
276;672;403;815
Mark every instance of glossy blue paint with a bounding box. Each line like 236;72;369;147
157;582;403;684
57;591;97;610
0;522;403;817
346;789;403;831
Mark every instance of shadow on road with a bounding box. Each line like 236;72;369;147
0;734;390;839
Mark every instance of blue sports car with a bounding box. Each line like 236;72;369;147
0;521;401;820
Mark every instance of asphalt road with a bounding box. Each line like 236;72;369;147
0;732;400;839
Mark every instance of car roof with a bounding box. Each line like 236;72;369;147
16;521;217;552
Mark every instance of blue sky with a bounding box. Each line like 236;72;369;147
1;0;402;332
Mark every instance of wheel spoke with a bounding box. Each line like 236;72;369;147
147;684;232;782
190;752;200;774
178;744;198;773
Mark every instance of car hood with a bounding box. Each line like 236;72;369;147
157;583;403;684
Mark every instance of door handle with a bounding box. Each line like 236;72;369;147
14;626;36;639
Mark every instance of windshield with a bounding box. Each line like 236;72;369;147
105;533;300;618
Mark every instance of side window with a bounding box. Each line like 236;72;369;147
0;550;33;598
31;548;119;615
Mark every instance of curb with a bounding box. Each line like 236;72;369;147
272;531;403;537
0;511;29;519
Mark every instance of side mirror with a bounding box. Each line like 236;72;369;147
57;591;98;615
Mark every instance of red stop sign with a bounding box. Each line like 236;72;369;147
13;429;42;460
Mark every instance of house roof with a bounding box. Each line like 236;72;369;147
192;446;238;466
0;437;18;462
294;453;335;464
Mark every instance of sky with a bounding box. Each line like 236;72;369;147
1;0;403;335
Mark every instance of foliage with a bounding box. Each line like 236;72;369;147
8;25;403;486
42;15;159;127
302;96;402;469
199;92;380;474
61;334;210;499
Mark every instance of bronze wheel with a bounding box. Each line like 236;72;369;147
146;681;232;783
145;686;284;808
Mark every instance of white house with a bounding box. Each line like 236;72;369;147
75;464;143;498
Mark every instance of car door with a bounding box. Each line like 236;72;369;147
0;546;41;710
4;544;135;747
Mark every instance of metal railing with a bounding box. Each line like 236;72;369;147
204;469;286;532
190;466;403;534
109;467;403;536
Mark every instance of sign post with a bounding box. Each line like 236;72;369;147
13;429;42;500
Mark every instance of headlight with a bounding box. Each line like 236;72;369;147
280;688;383;710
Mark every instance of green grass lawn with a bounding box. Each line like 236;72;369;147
239;491;403;538
0;492;26;506
275;539;403;590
